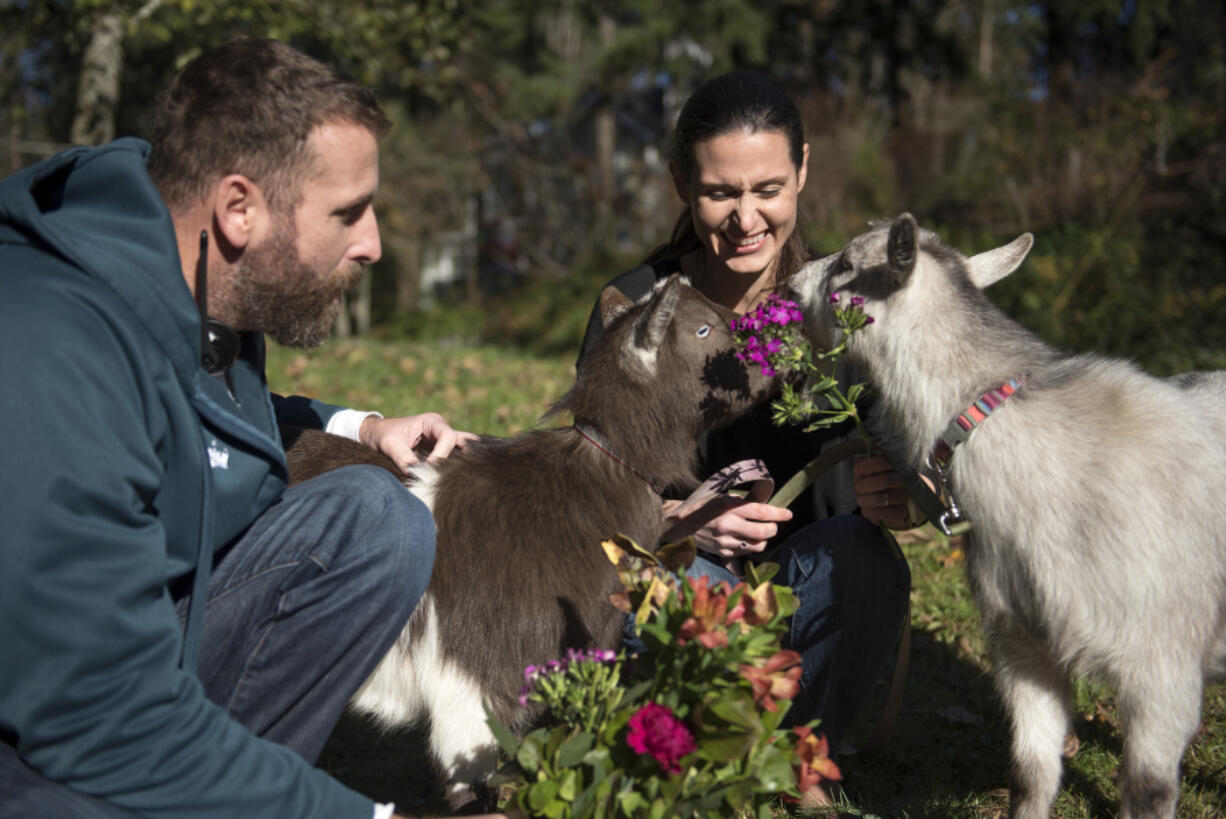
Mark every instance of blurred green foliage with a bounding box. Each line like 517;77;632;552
4;0;1224;372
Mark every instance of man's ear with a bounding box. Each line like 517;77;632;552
210;174;268;253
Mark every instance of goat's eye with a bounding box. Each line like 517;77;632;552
695;324;711;338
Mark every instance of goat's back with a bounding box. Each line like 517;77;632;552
953;355;1226;678
425;431;660;716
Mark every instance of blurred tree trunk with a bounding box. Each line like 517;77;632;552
594;11;617;249
978;0;994;79
70;0;168;147
70;10;124;145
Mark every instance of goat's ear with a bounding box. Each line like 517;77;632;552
887;213;918;287
626;274;682;375
599;285;634;325
967;233;1034;289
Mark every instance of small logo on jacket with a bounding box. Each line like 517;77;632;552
207;439;230;470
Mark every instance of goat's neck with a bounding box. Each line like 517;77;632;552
854;308;1055;469
573;415;701;494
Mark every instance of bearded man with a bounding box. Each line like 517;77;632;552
0;38;500;819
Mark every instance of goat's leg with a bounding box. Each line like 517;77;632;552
992;627;1072;819
423;682;500;812
1115;667;1200;819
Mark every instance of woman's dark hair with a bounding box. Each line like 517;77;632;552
652;71;810;288
147;38;390;212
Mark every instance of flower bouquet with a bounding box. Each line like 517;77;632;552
731;292;876;509
485;535;840;818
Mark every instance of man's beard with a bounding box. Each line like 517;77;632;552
231;219;364;349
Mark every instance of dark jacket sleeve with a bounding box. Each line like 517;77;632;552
0;280;373;817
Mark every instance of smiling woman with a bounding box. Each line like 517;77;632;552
575;70;913;768
674;127;808;313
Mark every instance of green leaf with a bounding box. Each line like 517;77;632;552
557;766;580;801
618;789;648;815
556;730;595;769
527;778;560;811
722;780;754;813
516;732;544;772
708;691;764;730
743;561;779;585
483;701;521;757
657;537;697;573
754;744;799;792
697;730;758;762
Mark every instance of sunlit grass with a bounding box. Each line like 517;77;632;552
265;337;577;436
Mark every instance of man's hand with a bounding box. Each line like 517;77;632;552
359;413;478;471
662;496;793;558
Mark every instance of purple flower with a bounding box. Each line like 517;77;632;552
850;296;865;307
828;293;840;304
626;703;696;774
765;338;784;354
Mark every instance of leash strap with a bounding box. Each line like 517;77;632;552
664;458;773;521
574;423;665;494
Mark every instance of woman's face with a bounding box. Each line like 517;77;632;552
673;129;808;280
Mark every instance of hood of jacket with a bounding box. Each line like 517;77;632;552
0;137;201;387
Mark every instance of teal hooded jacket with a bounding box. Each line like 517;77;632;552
0;139;377;817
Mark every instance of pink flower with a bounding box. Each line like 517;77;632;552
626;703;696;774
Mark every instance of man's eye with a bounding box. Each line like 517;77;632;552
340;205;367;226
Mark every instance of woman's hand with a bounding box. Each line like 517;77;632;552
360;413;479;471
853;454;922;530
662;496;793;558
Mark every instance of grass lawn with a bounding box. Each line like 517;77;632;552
267;338;1226;818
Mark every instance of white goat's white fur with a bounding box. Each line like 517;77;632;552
791;214;1226;819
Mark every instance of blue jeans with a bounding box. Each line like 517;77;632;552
0;465;434;818
688;515;910;753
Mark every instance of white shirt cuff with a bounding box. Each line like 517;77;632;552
373;802;396;819
326;409;383;442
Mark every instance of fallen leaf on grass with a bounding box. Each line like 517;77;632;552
935;547;964;567
285;355;310;378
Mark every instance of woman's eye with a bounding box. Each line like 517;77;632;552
696;324;711;338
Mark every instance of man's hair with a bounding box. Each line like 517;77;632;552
147;38;391;212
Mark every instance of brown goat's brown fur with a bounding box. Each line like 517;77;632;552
283;275;773;806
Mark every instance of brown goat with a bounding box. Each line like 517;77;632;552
283;274;773;806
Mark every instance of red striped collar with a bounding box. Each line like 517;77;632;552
934;376;1026;464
